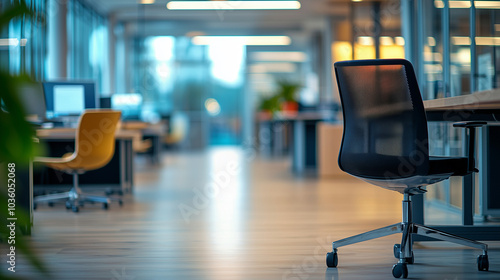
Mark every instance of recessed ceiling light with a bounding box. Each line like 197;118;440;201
379;36;394;46
167;1;301;10
185;31;205;37
395;36;405;46
357;36;374;46
434;1;500;9
139;0;155;4
251;51;307;62
249;63;296;73
192;36;291;46
0;38;23;46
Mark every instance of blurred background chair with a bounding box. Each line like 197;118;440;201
164;112;189;148
34;110;122;212
326;59;489;278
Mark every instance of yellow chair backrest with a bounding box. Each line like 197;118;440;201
70;110;121;171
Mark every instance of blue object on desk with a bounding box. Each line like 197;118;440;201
43;81;97;118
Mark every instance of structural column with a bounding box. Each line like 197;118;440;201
47;0;67;79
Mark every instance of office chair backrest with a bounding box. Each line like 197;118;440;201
334;59;429;179
70;110;121;171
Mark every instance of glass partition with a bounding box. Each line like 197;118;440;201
331;2;404;63
475;8;500;91
0;0;46;80
450;8;470;96
407;0;500;221
67;0;107;93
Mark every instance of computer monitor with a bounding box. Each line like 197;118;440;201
111;93;142;120
17;83;47;122
43;81;97;118
99;97;112;109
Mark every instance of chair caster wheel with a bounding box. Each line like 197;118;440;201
326;252;338;268
79;200;85;207
478;254;489;271
102;203;108;210
48;202;54;207
392;263;408;278
72;205;79;213
65;201;72;209
33;203;37;210
118;200;123;207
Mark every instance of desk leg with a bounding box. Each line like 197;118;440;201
292;120;304;174
119;140;127;194
129;140;134;193
153;135;161;164
463;173;474;225
273;121;283;157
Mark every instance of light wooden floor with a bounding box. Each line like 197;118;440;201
13;147;500;279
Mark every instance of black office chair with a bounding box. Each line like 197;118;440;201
327;59;489;278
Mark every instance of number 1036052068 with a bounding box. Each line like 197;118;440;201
7;163;16;213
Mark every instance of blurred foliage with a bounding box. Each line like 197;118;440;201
258;79;302;114
258;94;281;114
276;79;301;102
0;0;48;278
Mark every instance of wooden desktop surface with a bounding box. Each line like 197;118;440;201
257;111;335;122
424;88;500;111
36;128;140;139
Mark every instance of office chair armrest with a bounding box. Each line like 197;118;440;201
452;121;486;173
453;121;487;128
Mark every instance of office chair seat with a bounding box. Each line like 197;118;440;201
340;154;468;179
327;59;490;278
39;154;113;172
428;156;469;176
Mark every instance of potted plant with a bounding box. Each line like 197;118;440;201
258;94;281;119
276;79;301;113
0;1;48;278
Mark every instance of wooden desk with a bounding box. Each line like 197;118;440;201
418;90;500;241
424;89;500;122
424;89;500;111
34;128;137;194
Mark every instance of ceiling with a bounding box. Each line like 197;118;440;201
80;0;400;38
82;0;352;33
85;0;354;20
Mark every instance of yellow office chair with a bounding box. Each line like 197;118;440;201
34;110;122;212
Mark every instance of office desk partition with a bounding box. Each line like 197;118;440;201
419;89;500;241
34;129;137;194
257;112;334;174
